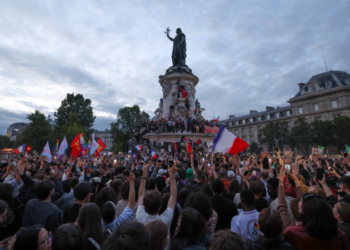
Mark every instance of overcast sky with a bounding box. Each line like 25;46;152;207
0;0;349;134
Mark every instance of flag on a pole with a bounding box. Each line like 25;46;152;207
71;133;82;157
53;139;60;156
150;149;157;160
134;145;143;152
346;144;350;153
187;142;192;154
212;125;249;155
90;132;99;155
174;142;178;156
14;144;26;154
80;133;87;150
57;136;68;158
95;138;107;157
42;141;52;163
214;116;220;123
317;145;325;150
195;139;203;145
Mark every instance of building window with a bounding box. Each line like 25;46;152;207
276;113;279;118
235;129;238;135
326;81;332;88
312;86;316;92
286;110;291;116
229;122;232;126
258;116;261;121
258;126;261;131
242;129;246;135
242;136;246;141
249;127;253;134
242;120;245;124
250;136;254;142
246;118;249;124
298;107;303;114
250;118;253;123
332;100;338;108
315;117;321;121
314;104;319;111
267;114;270;120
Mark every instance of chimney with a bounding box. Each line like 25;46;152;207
298;83;306;90
266;106;274;112
229;115;236;120
250;110;258;115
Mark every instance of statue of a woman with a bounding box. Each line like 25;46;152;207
166;27;187;66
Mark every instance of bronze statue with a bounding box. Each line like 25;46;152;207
165;27;187;66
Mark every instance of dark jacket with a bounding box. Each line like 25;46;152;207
245;237;296;250
210;194;238;231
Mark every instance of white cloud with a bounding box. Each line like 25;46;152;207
0;0;349;132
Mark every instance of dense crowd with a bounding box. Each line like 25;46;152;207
1;148;350;250
139;117;219;134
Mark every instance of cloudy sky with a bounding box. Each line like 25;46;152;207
0;0;349;134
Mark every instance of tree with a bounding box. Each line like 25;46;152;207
258;121;289;151
332;116;350;151
54;93;95;134
310;120;334;148
248;142;262;154
289;117;313;155
110;105;150;151
57;112;85;154
0;135;17;149
17;110;55;152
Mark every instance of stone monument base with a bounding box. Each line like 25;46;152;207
143;132;216;145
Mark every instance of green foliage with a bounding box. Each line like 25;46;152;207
248;142;262;154
55;93;95;135
110;105;150;150
332;116;350;150
17;110;54;151
289;117;313;155
258;121;289;150
0;135;17;149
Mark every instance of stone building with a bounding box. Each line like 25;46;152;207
221;70;350;151
6;123;29;141
94;129;113;150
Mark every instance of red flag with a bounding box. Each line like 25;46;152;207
195;139;202;145
174;142;178;155
187;142;192;154
181;89;187;99
95;138;107;157
70;133;82;157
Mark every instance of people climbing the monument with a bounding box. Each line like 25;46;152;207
2;146;350;250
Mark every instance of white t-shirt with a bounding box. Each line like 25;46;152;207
136;206;174;250
231;209;260;240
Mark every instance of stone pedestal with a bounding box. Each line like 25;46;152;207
157;67;200;120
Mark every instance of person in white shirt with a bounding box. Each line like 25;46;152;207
231;189;260;240
136;162;178;250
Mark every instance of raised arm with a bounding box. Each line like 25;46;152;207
126;173;135;209
137;164;148;207
167;33;174;41
167;162;178;211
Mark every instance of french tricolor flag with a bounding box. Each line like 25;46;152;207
14;144;26;154
212;126;249;155
134;145;143;152
150;149;157;160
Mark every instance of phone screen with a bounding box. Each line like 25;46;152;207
316;168;324;180
284;164;291;171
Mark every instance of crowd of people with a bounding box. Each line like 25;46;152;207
1;148;350;250
139;116;219;134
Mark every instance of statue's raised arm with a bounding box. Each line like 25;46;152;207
164;27;187;67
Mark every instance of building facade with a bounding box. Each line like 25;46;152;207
221;70;350;151
94;129;113;150
6;123;29;141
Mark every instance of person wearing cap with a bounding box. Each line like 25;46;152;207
185;168;194;185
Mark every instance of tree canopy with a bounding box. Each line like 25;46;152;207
54;93;95;135
17;110;55;151
110;105;150;151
